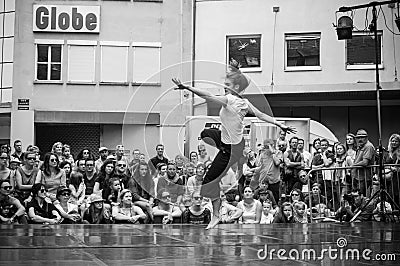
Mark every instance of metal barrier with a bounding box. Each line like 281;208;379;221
304;164;400;222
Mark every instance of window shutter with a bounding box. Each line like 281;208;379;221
68;45;95;82
101;46;128;83
133;47;160;83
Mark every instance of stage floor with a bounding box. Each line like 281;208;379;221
0;222;399;265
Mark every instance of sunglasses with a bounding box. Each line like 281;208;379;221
86;164;94;167
50;158;58;163
117;164;126;167
39;189;46;193
61;193;70;197
292;193;300;196
161;195;171;199
1;186;12;190
26;157;36;161
193;197;203;200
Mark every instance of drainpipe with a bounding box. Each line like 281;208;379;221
191;0;197;116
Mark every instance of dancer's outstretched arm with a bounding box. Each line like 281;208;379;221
247;101;297;134
172;78;228;107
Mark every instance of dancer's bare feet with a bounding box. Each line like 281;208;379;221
205;215;220;230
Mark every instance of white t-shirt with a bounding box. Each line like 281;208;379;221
219;94;249;144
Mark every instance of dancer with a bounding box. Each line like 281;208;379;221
172;59;296;229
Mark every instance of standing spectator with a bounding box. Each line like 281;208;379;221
95;147;109;174
27;183;62;224
189;151;199;167
148;144;169;176
318;139;336;205
51;142;63;160
352;129;376;196
82;194;112;224
115;145;129;171
182;191;211;224
197;144;211;164
11;140;23;162
0;180;26;224
156;162;184;205
297;138;312;168
14;152;39;203
35;152;66;202
129;149;141;172
283;137;305;194
236;186;262;224
385;133;400;205
345;133;357;164
239;149;258;199
186;163;205;194
256;139;283;204
334;143;351;199
275;130;288;151
62;144;75;166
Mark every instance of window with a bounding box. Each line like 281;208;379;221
67;41;96;83
132;43;161;84
285;33;321;71
100;42;129;83
346;31;383;70
227;35;261;71
35;41;63;81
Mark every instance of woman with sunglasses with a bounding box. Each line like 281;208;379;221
54;186;81;224
34;152;66;202
153;189;182;224
173;59;296;229
0;180;27;224
14;152;39;203
182;191;211;224
27;183;61;224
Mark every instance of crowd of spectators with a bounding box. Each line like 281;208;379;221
0;128;399;225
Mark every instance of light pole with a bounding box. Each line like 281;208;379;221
335;0;400;222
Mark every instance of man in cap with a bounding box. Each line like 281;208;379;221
352;129;376;196
95;147;108;174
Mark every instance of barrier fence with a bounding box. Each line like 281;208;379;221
303;164;400;223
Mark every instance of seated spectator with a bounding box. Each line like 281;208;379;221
189;151;199;167
236;186;262;224
35;152;66;202
186;163;205;194
0;180;27;224
14;151;39;203
197;144;211;164
335;189;374;222
289;188;305;205
82;194;112;224
68;172;86;207
254;183;277;208
61;144;75;166
105;177;122;204
0;152;14;184
153;190;182;224
298;170;310;195
9;157;22;171
59;161;72;186
156;163;184;205
53;186;81;224
153;163;167;194
293;201;309;223
112;189;146;224
27;183;61;224
305;183;328;209
182;191;211;224
220;167;238;193
219;191;242;224
260;200;275;224
273;202;294;223
93;159;115;196
174;154;187;177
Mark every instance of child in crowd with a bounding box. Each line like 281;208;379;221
293;201;308;223
259;200;274;224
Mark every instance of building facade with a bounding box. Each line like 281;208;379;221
193;0;400;147
10;0;193;158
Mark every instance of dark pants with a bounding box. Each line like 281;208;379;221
268;181;281;205
200;129;245;200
